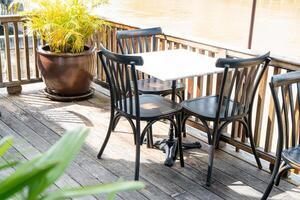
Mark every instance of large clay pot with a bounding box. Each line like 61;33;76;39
37;45;95;96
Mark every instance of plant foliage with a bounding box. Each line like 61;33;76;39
0;0;23;15
24;0;108;53
0;128;144;200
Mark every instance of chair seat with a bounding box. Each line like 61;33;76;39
181;96;245;121
282;146;300;169
120;94;182;120
137;78;185;95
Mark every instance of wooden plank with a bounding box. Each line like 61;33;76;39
0;39;3;83
106;26;111;50
3;23;12;81
183;140;293;199
100;27;106;82
206;74;213;95
215;73;223;95
0;15;24;23
4;86;215;200
84;99;224;200
196;76;203;97
13;22;21;81
0;96;136;200
86;92;284;198
264;68;281;152
0;114;101;199
295;97;300;145
111;27;117;53
69;100;201;200
3;83;300;199
0;118;93;199
22;24;30;80
86;90;298;200
32;33;39;78
185;120;299;198
186;119;273;162
2;92;173;200
254;67;269;145
0;78;42;88
187;77;194;99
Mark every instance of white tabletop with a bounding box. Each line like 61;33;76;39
134;49;222;81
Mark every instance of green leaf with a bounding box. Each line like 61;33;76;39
42;181;145;200
27;127;89;200
107;192;117;200
0;161;19;170
0;136;13;157
0;159;58;199
23;0;108;53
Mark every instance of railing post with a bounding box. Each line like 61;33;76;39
248;0;257;49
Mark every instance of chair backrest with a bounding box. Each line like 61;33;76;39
270;71;300;150
97;44;144;116
215;53;271;119
116;27;164;54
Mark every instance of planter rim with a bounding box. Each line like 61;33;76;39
37;45;96;57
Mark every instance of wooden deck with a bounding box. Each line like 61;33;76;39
0;83;299;200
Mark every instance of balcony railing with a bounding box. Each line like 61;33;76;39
1;15;299;170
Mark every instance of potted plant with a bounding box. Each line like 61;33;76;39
24;0;107;99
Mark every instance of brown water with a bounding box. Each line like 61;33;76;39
96;0;300;59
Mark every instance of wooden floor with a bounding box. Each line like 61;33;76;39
0;83;299;200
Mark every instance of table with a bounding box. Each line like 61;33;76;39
134;49;222;166
135;49;221;81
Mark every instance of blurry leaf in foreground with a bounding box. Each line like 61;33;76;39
0;136;13;157
0;127;145;200
0;159;58;199
0;161;19;171
27;127;89;199
42;181;145;200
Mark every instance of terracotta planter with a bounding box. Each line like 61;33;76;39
37;45;96;96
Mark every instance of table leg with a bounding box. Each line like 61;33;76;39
163;80;177;166
155;80;201;167
154;80;177;166
169;80;176;139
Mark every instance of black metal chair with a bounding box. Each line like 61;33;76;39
96;44;184;180
115;27;186;144
116;27;185;99
181;53;271;186
262;71;300;200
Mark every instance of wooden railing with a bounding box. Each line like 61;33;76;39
1;15;300;169
0;15;41;88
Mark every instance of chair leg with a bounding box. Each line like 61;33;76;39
148;126;154;148
124;116;137;145
261;161;282;200
146;130;151;148
97;109;115;159
145;121;154;148
176;114;184;167
262;178;276;200
274;162;290;186
112;114;121;131
180;91;187;138
215;129;223;149
182;114;187;138
134;120;141;180
206;124;219;186
246;118;262;169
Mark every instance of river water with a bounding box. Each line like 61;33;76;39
96;0;300;59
